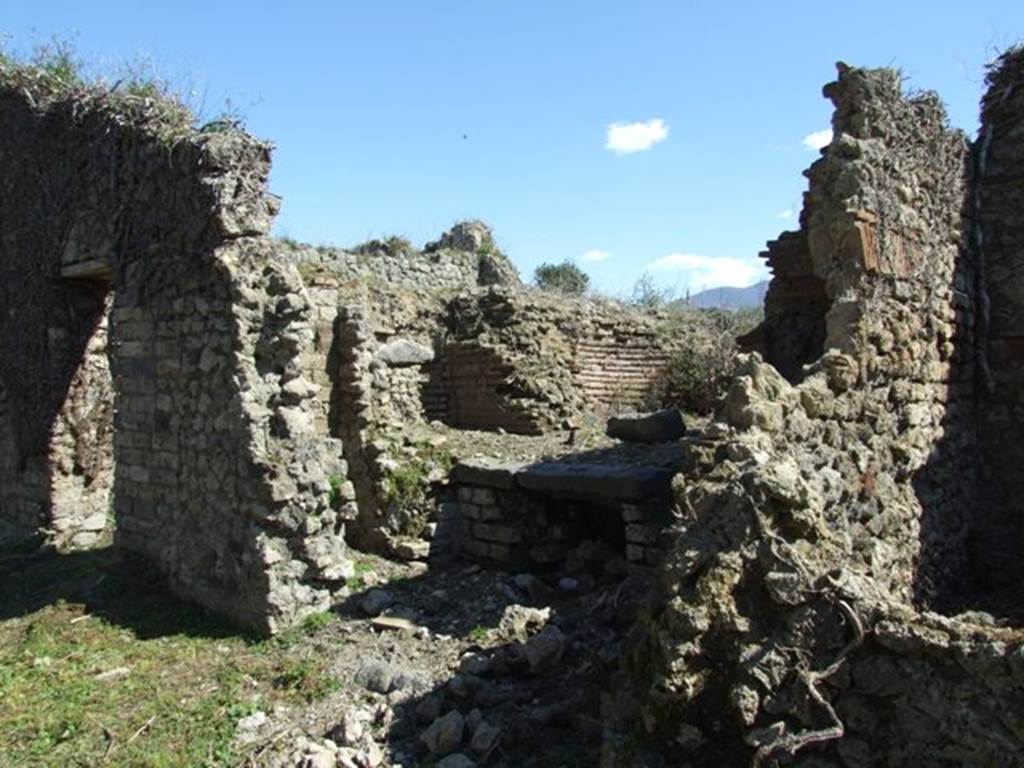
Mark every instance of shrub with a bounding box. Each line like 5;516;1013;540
656;306;763;414
534;261;589;295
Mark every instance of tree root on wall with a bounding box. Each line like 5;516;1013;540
751;599;865;767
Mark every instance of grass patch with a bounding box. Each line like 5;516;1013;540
272;658;342;703
0;545;334;767
328;473;346;509
345;560;379;592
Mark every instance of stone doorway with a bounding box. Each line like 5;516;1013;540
46;264;115;550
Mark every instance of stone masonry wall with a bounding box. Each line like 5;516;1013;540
0;380;42;545
447;288;682;433
329;284;450;549
282;219;519;295
0;66;353;634
600;63;1019;766
738;230;829;383
292;259;683;552
975;47;1024;595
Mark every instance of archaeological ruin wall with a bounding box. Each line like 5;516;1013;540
975;48;1024;596
737;229;828;383
446;288;682;433
278;245;687;556
603;60;1024;767
0;66;355;634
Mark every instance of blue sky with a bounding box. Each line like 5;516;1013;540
4;2;1022;295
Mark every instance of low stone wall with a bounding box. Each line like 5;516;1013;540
282;220;519;295
452;458;677;570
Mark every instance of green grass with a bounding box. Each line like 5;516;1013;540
272;658;342;703
0;546;337;767
468;624;489;643
345;559;379;591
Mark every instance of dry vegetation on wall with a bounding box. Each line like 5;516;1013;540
0;37;242;135
527;268;763;416
656;305;762;414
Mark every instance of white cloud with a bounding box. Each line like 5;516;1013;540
802;128;833;150
777;209;794;219
605;118;669;154
580;249;612;263
647;253;764;289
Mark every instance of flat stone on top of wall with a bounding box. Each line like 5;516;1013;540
451;457;524;490
516;463;674;502
452;456;675;502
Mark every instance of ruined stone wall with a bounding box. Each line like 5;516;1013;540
976;47;1024;594
453;457;676;570
0;380;43;545
282;219;519;295
601;63;1019;767
327;284;450;549
447;288;681;433
0;67;352;633
738;230;828;382
294;267;684;551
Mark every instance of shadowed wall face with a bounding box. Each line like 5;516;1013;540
975;48;1024;592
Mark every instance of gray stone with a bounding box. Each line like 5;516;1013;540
376;338;434;366
420;710;465;756
521;625;567;672
496;604;551;642
458;652;492;676
470;720;500;754
354;659;395;693
392;539;431;561
416;692;444;723
606;409;685;444
436;754;477;768
451;458;524;490
516;462;674;501
360;589;395;617
235;710;268;743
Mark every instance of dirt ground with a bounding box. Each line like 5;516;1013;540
0;539;649;768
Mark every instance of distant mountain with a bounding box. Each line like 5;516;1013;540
682;280;768;310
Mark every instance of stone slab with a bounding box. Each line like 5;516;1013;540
451;457;525;490
515;462;674;502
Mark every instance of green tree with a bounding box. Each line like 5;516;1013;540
533;261;589;295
